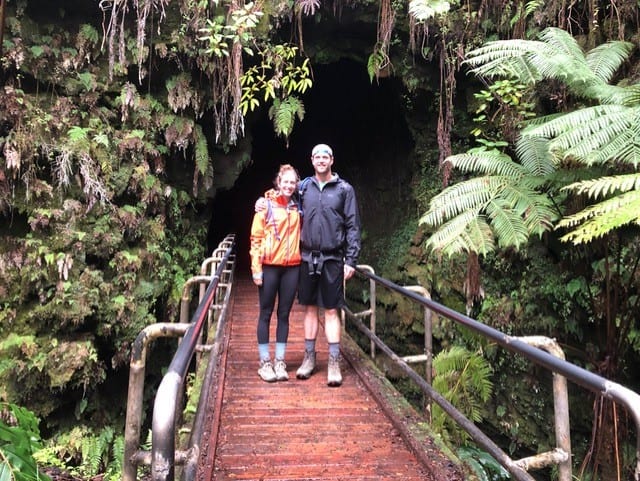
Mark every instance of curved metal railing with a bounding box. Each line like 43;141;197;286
122;247;640;481
122;234;235;481
346;265;640;481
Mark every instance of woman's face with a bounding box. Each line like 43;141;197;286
278;171;298;198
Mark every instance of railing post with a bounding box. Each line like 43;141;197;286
516;336;572;481
123;323;190;481
354;265;376;358
180;276;213;324
403;286;433;422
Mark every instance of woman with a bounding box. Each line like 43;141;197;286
249;164;302;382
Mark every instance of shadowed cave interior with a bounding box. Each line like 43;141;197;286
207;58;416;272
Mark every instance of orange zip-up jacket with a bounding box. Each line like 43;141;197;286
249;188;302;280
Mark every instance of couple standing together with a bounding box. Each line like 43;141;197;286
249;143;361;387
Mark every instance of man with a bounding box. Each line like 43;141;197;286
295;143;361;387
256;143;361;386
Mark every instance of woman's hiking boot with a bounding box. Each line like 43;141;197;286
296;350;316;379
258;359;277;382
327;354;342;387
274;359;289;381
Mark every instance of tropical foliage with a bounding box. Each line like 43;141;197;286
0;403;49;481
2;0;640;479
421;26;640;479
422;27;640;255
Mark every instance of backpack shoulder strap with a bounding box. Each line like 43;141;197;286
299;176;313;196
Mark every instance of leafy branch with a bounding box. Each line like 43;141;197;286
0;403;50;481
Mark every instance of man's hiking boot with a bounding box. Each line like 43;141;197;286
296;350;316;379
327;354;342;387
274;359;289;381
258;359;277;382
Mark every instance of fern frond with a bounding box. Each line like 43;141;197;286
582;122;640;167
586;40;635;83
485;198;529;248
81;435;103;477
498;184;557;234
522;105;625;143
268;96;305;140
426;216;496;256
563;173;640;199
432;346;493;427
408;0;451;22
420;176;514;227
447;150;527;177
537;27;584;61
543;105;640;165
464;40;548;82
558;190;640;243
515;135;556;175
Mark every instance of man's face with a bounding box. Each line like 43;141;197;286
311;152;333;175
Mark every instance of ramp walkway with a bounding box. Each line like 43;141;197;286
123;236;640;481
195;276;461;481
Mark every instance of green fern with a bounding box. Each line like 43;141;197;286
431;346;493;444
458;445;510;481
557;177;640;244
429;27;640;249
193;124;210;176
103;434;124;481
40;426;122;480
367;49;387;83
268;96;305;142
408;0;451;22
464;27;633;100
420;149;557;256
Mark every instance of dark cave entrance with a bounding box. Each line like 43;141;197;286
207;58;415;272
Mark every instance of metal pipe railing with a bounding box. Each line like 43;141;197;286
350;265;640;481
151;238;235;481
122;234;235;481
123;323;190;481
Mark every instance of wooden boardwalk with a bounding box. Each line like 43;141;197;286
197;277;462;481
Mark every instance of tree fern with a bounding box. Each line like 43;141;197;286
586;40;635;83
408;0;451;22
465;27;632;103
426;213;495;256
452;27;640;247
421;149;557;256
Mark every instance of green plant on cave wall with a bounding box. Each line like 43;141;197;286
0;9;209;423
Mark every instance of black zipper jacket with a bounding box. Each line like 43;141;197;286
299;174;361;268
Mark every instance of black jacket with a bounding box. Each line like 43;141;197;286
299;174;361;267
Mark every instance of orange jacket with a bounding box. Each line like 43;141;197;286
250;189;302;280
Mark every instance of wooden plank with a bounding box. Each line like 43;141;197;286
196;277;464;481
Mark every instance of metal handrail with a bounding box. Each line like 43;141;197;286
348;265;640;481
122;234;235;481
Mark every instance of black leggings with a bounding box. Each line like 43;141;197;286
257;264;300;344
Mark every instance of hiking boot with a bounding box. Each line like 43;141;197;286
327;354;342;387
274;359;289;381
258;360;277;382
296;350;316;379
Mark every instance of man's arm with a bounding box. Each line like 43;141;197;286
255;196;266;212
343;185;361;277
